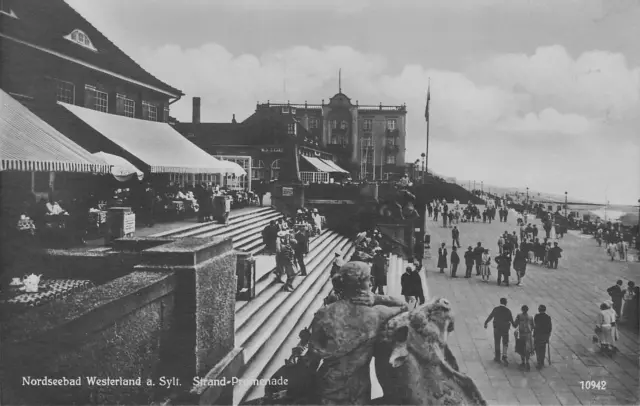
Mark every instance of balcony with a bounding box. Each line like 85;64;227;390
386;128;400;136
385;144;400;153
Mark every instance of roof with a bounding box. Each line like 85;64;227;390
0;89;110;173
301;156;336;173
59;102;235;174
0;0;182;97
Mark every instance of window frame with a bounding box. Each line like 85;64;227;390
361;136;373;147
116;93;135;118
282;106;289;114
85;85;108;112
142;101;158;121
386;119;397;131
340;120;348;130
309;118;318;129
287;123;296;135
64;29;98;52
331;120;337;129
54;79;75;104
291;108;296;114
386;154;397;165
363;119;373;131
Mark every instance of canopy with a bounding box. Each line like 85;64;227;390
220;160;247;177
60;102;234;174
301;155;336;173
93;151;144;181
319;158;349;174
0;90;110;173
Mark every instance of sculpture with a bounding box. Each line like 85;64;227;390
374;298;487;405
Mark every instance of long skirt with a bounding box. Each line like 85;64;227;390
437;256;448;269
515;334;533;357
598;325;613;346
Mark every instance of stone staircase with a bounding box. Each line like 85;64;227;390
151;207;283;255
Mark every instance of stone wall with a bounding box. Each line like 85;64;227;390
0;236;242;405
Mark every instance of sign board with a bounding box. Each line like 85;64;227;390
282;187;294;197
123;212;136;235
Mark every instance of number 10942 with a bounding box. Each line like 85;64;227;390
580;381;607;390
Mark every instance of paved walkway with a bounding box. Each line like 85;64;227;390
420;209;639;405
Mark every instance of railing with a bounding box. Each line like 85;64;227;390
258;102;406;111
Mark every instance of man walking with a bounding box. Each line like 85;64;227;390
607;280;624;319
549;242;563;269
495;252;512;286
464;246;475;278
450;246;460;278
473;242;484;276
452;226;461;248
371;249;388;294
484;298;515;365
294;227;308;276
533;305;552;369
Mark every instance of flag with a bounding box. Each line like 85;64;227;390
424;84;431;121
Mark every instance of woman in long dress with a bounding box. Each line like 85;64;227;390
514;305;535;371
481;249;491;282
596;301;616;354
437;243;448;273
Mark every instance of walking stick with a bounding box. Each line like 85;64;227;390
547;341;551;365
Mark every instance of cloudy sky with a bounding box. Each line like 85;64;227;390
66;0;640;205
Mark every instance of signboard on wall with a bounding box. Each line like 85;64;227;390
282;187;293;197
123;212;136;235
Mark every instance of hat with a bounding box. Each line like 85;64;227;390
313;208;318;213
277;231;288;238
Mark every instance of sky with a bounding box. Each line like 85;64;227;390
65;0;640;205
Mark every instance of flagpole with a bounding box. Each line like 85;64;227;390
424;78;431;184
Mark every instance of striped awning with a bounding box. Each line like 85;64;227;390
60;102;234;174
0;90;111;173
301;155;336;173
319;158;349;174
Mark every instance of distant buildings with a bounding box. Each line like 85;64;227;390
174;91;408;183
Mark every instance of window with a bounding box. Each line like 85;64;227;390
84;85;108;112
340;120;348;130
386;155;396;165
331;135;338;144
291;108;296;114
287;123;296;134
331;120;337;129
64;29;97;52
363;119;373;131
116;94;135;118
282;106;289;113
142;101;157;121
365;151;374;164
387;119;397;130
361;136;372;147
55;79;75;104
271;159;281;181
386;136;396;146
163;106;170;123
309;118;318;129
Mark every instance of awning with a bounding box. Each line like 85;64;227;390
319;158;349;174
0;90;111;173
60;102;233;174
301;155;336;173
93;151;144;181
220;160;247;177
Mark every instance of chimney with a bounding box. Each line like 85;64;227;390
232;114;237;124
192;97;201;124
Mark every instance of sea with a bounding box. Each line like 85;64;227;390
567;203;639;223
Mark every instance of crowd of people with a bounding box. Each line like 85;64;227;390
604;279;639;353
262;208;324;292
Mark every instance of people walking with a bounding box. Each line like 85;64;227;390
514;247;527;286
293;228;308;276
450;246;460;278
533;305;552;369
452;226;461;248
371;249;387;294
484;298;515;365
495;252;512;286
595;301;617;354
473;242;484;276
607;280;624;319
514;305;535;371
464;246;475;278
548;242;563;269
437;243;448;273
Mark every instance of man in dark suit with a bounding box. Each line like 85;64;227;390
464;246;475;278
473;242;484;276
549;242;563;269
533;305;552;369
607;280;624;319
294;228;309;276
484;297;515;364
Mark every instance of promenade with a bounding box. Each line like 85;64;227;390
420;208;639;405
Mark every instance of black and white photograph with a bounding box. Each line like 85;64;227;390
1;0;639;405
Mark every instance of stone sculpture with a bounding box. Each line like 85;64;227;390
374;298;487;405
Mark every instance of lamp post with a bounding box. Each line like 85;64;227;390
564;191;568;218
526;187;529;205
481;181;483;194
637;198;640;238
421;153;426;184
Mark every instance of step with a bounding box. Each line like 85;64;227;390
235;236;350;352
236;243;355;404
240;247;353;404
235;232;340;330
235;237;346;348
151;207;274;238
181;211;282;239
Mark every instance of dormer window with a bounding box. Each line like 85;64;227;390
287;123;296;135
64;29;97;52
291;108;296;115
282;107;289;114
